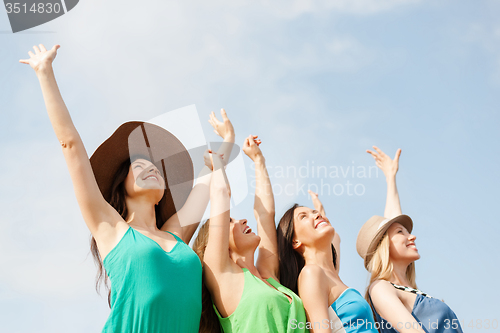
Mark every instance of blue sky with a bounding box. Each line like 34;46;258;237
1;0;499;331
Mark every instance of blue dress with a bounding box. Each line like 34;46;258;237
370;286;463;333
329;288;378;333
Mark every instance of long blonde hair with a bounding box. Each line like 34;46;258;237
192;219;222;333
364;232;417;323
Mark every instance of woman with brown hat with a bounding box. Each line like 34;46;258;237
193;136;309;333
20;44;235;333
276;191;378;333
359;146;463;333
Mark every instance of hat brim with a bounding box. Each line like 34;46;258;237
90;122;194;225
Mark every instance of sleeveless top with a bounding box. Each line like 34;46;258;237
329;288;379;333
370;284;463;333
213;268;309;333
102;227;202;333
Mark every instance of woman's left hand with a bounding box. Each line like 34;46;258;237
204;149;224;170
308;190;327;220
209;109;235;141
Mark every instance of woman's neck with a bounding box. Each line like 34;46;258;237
303;244;337;276
231;250;261;277
125;197;158;231
390;261;412;286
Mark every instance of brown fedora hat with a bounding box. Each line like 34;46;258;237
89;121;194;224
356;215;413;270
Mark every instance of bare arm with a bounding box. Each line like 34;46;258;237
298;265;332;333
367;146;402;219
243;136;278;279
203;153;232;274
308;190;340;273
370;280;426;333
20;45;120;238
162;109;235;243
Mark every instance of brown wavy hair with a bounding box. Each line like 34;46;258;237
276;204;337;295
192;219;222;333
90;156;167;306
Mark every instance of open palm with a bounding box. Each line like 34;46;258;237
208;109;235;140
366;146;401;179
19;44;60;72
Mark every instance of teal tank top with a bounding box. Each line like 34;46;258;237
329;288;378;333
214;268;309;333
102;227;202;332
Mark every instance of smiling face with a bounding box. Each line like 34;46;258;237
228;217;261;255
387;222;421;263
292;206;335;252
124;158;165;204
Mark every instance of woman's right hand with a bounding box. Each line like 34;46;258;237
366;146;401;180
242;135;263;162
19;44;60;73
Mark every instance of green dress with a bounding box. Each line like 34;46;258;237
102;227;202;332
214;268;309;333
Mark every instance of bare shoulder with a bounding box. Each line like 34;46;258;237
300;264;326;280
370;279;397;298
298;264;328;293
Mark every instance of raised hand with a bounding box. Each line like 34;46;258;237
204;149;224;171
19;44;60;73
209;109;235;141
366;146;401;180
242;135;263;162
308;190;327;221
367;146;402;218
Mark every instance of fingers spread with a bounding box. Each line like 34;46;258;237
366;150;378;159
33;45;41;54
39;44;47;52
210;111;221;124
28;51;35;58
373;146;385;156
394;148;402;161
221;108;228;120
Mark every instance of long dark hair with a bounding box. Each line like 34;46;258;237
277;204;337;295
192;219;222;333
90;156;167;306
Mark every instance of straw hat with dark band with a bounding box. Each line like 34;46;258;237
356;215;413;270
89;121;194;224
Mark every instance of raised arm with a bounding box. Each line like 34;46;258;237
243;136;278;279
19;45;120;238
203;153;232;273
369;280;427;333
308;190;340;273
367;146;402;219
162;109;235;243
